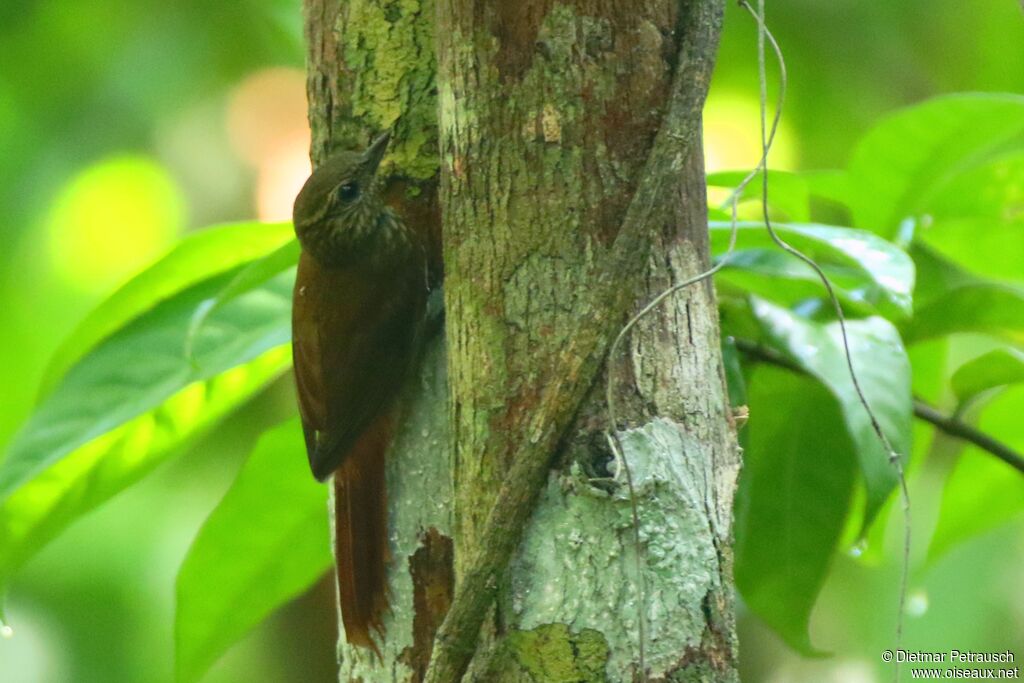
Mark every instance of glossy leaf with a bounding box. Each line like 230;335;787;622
951;348;1024;405
735;366;856;655
0;270;294;501
710;222;915;320
902;282;1024;345
175;418;331;683
185;239;300;362
0;262;295;592
750;298;913;527
38;221;293;399
847;93;1024;237
0;348;290;590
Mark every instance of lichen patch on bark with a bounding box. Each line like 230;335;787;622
506;419;734;681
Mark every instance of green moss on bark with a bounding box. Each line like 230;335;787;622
481;624;609;683
336;0;438;179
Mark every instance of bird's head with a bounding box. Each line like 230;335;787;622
293;132;394;267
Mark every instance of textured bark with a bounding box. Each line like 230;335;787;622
303;1;451;679
437;1;679;559
302;1;739;680
432;2;738;680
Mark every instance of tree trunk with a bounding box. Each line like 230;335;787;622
302;1;739;681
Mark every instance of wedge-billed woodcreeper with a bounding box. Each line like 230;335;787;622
292;132;426;653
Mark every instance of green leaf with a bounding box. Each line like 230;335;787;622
908;339;951;406
909;244;981;305
38;222;293;399
903;247;1024;346
847;93;1024;237
0;348;289;590
184;239;300;362
707;170;811;222
710;222;915;320
902;282;1024;345
721;338;747;409
914;150;1024;285
928;386;1024;560
734;366;857;655
0;270;295;501
951;348;1024;405
750;298;913;527
175;418;331;683
0;263;295;591
801;170;852;208
718;295;763;342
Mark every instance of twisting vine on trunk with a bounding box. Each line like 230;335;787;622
605;3;912;681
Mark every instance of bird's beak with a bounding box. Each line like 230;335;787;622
362;131;391;175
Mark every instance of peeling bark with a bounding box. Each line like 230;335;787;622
400;528;455;680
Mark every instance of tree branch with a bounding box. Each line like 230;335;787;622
424;2;726;681
911;401;1024;474
732;338;1024;475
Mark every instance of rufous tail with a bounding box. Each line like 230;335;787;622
333;414;390;656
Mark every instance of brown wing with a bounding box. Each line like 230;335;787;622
293;251;424;651
292;252;330;456
292;251;423;481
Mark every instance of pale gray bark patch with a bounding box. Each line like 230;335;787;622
628;236;742;549
506;418;733;681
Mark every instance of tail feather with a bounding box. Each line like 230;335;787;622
333;415;390;656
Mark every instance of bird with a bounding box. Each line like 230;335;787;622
291;132;427;654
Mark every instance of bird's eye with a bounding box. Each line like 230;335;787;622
335;181;359;202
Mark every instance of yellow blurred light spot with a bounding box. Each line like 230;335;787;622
226;68;312;221
46;156;183;292
703;92;796;173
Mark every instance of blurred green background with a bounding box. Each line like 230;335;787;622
0;1;1021;681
